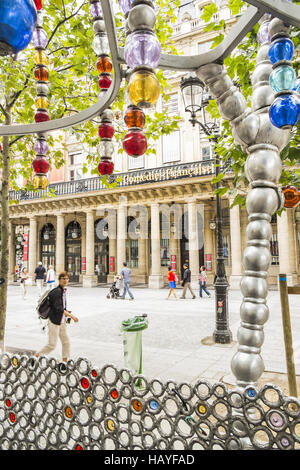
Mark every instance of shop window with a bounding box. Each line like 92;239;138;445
126;240;138;268
161;239;170;266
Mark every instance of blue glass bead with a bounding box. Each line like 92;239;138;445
268;38;294;65
293;77;300;94
270;65;296;93
0;0;37;54
149;400;159;410
269;94;300;129
247;388;256;398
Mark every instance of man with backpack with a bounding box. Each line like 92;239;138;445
34;271;78;362
34;261;46;297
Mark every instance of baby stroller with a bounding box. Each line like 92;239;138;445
107;275;122;299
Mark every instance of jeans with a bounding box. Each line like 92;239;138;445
199;282;211;297
122;281;134;299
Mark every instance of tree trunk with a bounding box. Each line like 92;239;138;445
0;111;11;352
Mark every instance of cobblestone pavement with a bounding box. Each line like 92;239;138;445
4;283;300;391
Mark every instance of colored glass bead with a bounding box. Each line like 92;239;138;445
35;110;50;122
35;96;49;110
270;65;296;93
33;175;48;189
98;160;114;176
90;1;102;19
32;157;50;174
93;34;109;56
111;389;119;399
268;38;294;65
99;140;114;157
34;139;49;155
98;123;115;139
282;186;300;209
0;0;37;54
34;49;48;66
81;378;90;389
128;69;160;108
257;21;270;45
149;400;159;410
123;129;147;157
34;0;42;10
269;94;300;129
118;0;133;16
124;105;145;129
96;56;112;73
132;400;142;412
98;73;112;89
32;27;48;49
125;31;161;69
34;66;49;82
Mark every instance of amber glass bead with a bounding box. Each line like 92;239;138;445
96;56;112;73
33;175;49;190
34;66;49;82
34;50;48;66
124;105;145;129
35;96;49;110
282;186;300;208
128;69;160;108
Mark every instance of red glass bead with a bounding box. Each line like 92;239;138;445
124;106;145;129
35;111;50;123
9;413;15;423
32;157;50;174
97;56;112;74
98;73;112;89
282;186;300;208
91;370;98;378
98;123;115;139
34;0;42;10
122;129;147;157
81;378;90;389
6;399;11;408
75;445;83;450
111;389;119;400
98;160;114;176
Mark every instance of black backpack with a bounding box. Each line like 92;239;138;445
37;290;51;319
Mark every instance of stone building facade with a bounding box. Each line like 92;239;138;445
3;0;300;288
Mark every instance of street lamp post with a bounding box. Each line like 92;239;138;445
180;76;232;344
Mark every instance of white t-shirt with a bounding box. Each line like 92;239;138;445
46;269;55;283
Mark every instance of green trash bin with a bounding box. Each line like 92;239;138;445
121;314;148;377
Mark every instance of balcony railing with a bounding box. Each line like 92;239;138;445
9;159;218;202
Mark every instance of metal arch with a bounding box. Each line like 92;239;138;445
1;0;300;136
0;0;123;137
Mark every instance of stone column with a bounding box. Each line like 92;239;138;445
56;214;65;275
277;209;298;286
83;210;97;287
28;216;37;278
229;201;243;289
117;203;127;274
149;203;163;288
188;200;200;287
8;221;15;282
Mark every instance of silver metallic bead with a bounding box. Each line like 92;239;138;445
246;187;279;216
217;89;247;121
240;301;269;325
231;351;264;384
240;276;268;300
100;109;114;122
237;327;264;349
36;83;49;96
233;112;259;147
251;85;274;111
93;20;106;33
128;4;156;32
242;246;271;272
269;17;290;41
246;219;272;241
245;147;282;184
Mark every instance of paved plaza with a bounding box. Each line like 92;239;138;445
4;283;300;391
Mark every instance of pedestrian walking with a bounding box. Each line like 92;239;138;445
180;264;196;299
166;266;177;299
34;261;46;297
199;266;211;298
34;272;78;362
20;267;29;300
120;262;134;300
46;265;56;291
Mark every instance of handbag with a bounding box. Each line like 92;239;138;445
174;274;178;283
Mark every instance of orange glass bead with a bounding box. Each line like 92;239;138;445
282;186;300;208
124;105;145;129
132;399;142;412
65;406;73;419
97;56;112;73
34;66;49;82
111;389;119;400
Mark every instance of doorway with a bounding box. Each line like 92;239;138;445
94;219;109;283
65;221;82;282
180;212;204;277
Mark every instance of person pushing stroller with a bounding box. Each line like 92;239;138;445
106;274;123;299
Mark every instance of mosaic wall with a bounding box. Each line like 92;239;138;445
0;353;300;450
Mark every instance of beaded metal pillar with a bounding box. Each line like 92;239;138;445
197;15;290;391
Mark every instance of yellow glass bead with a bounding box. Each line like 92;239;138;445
107;419;115;431
35;96;49;110
87;396;93;405
127;70;160;108
12;357;18;367
198;405;206;414
34;50;48;66
33;175;49;190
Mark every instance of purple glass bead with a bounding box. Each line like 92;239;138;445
118;0;133;16
32;27;48;49
257;22;270;45
125;31;161;69
90;1;102;19
34;139;49;155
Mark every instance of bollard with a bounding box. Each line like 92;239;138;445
121;314;148;386
278;274;298;398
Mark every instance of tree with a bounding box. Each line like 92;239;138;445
200;0;300;207
0;0;180;350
